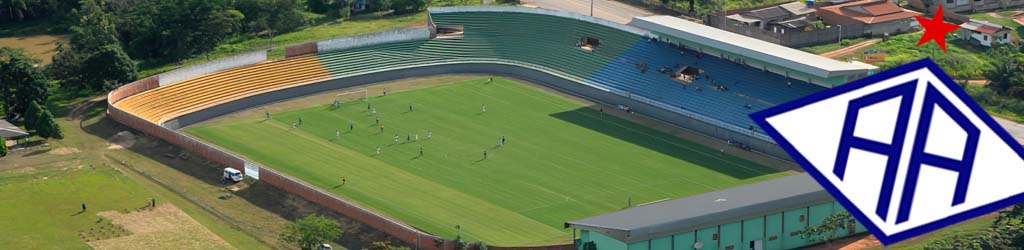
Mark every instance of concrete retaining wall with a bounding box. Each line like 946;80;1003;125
317;28;431;53
429;6;652;37
157;50;267;86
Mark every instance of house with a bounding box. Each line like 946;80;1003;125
960;19;1013;47
908;0;1020;14
817;0;921;36
727;1;817;30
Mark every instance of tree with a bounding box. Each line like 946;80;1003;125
80;44;137;90
695;0;724;20
799;212;853;250
235;0;307;35
389;0;424;15
23;100;44;131
52;0;121;90
188;1;243;60
0;134;7;158
68;0;119;52
31;104;62;139
279;214;343;250
983;45;1024;98
0;47;48;118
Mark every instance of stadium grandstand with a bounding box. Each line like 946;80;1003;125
108;6;877;250
566;173;866;250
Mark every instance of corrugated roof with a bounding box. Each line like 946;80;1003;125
779;1;816;16
961;19;1009;34
628;15;874;80
0;120;29;138
748;6;791;20
818;0;920;24
566;174;832;243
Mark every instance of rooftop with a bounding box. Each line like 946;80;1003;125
817;0;920;24
961;19;1010;34
565;174;832;243
0;120;29;139
629;15;876;80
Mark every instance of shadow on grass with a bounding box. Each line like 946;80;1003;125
549;106;779;179
80;110;403;250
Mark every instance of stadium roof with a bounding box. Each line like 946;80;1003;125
0;119;29;139
565;174;832;243
628;15;875;80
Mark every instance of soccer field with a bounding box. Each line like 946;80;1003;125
186;77;790;245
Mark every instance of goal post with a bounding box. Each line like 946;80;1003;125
333;89;368;108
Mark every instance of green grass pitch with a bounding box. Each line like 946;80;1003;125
186;77;789;245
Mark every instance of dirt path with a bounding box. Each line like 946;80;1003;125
819;38;882;59
967;79;990;85
1011;11;1024;26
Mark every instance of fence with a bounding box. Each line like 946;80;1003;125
316;28;432;53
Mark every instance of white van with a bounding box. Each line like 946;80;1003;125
223;168;243;182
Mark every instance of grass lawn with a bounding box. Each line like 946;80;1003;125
186;78;788;245
0;164;152;249
866;213;996;250
968;11;1023;39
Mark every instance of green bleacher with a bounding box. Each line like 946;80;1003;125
315;11;642;81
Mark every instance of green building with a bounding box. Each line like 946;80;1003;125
565;174;867;250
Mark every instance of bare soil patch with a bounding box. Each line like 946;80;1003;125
50;147;81;155
0;34;68;65
108;131;137;150
88;204;234;250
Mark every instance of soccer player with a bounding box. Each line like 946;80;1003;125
501;136;506;145
376;146;381;155
350;122;354;131
380;124;384;133
427;130;432;139
265;112;270;120
415;133;419;141
409;104;413;112
342;176;347;185
292;122;297;129
482;104;487;113
376;116;380;125
298;116;303;125
419;147;424;157
488;76;493;83
394;135;399;144
407;134;411;142
372;108;377;115
336;130;341;139
483;150;488;160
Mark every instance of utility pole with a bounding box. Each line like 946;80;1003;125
837;25;843;46
590;0;594;17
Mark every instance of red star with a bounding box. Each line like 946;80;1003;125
914;5;961;53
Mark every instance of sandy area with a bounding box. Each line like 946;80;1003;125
108;131;137;150
89;204;234;250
